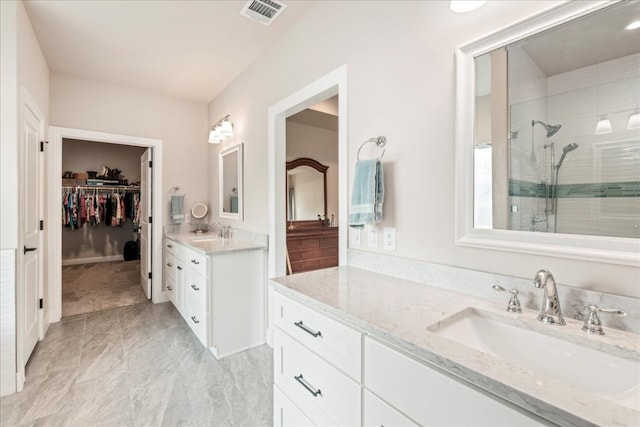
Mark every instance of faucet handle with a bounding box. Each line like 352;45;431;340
492;285;522;313
582;304;626;335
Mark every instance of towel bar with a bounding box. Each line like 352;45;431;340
357;136;386;160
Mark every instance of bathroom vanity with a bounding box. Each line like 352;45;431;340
271;266;640;427
164;233;266;359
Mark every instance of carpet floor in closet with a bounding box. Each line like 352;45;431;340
62;260;148;317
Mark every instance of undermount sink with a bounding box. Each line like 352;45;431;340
427;308;640;410
189;237;220;243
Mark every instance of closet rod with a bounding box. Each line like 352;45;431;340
62;184;141;191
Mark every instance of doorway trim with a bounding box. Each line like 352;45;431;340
267;65;348;341
46;126;165;323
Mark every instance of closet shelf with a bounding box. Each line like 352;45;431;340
62;183;141;191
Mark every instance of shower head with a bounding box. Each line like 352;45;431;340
556;143;579;169
532;120;562;138
562;142;579;154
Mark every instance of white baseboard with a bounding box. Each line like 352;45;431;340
61;255;124;266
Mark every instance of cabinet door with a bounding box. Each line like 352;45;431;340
363;389;417;427
273;385;315;427
185;269;207;345
175;258;185;316
364;337;544;426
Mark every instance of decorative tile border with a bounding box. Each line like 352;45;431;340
509;179;640;198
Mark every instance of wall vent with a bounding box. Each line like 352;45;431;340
240;0;287;26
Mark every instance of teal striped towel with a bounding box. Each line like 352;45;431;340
349;159;384;228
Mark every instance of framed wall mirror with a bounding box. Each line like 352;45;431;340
219;143;243;220
286;157;328;222
455;1;639;266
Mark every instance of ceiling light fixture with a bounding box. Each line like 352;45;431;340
627;112;640;130
208;115;234;144
595;117;612;135
625;20;640;30
450;0;487;13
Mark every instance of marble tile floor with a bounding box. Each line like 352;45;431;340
0;302;273;426
62;261;149;318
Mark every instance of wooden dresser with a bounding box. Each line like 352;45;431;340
286;224;338;274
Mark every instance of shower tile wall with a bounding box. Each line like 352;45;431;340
508;51;640;238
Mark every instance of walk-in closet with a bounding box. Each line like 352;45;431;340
61;138;148;317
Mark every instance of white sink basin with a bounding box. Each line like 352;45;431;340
189;237;220;243
428;308;640;409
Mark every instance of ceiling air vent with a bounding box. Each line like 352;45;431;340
240;0;287;26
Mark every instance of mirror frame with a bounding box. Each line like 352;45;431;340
286;157;329;221
454;0;639;267
219;142;244;220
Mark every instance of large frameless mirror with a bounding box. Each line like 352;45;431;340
455;1;640;266
219;143;243;220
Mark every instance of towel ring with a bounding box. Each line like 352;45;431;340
357;136;386;160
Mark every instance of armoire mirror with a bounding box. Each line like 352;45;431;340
219;143;243;220
455;1;639;266
286;157;328;221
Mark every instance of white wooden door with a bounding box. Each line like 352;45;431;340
139;149;152;299
21;101;43;364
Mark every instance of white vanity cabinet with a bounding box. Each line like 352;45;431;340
164;237;266;359
271;288;546;427
272;291;362;426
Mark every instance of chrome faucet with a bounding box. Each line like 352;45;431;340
533;269;565;325
210;222;225;238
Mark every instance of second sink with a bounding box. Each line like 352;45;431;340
427;307;640;410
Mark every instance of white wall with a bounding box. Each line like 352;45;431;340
0;0;50;397
207;1;639;298
50;73;209;220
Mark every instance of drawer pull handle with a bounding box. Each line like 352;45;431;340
191;284;200;291
191;316;200;324
166;263;173;267
191;259;200;265
167;286;173;291
177;266;183;271
167;244;173;248
294;321;322;338
294;374;322;397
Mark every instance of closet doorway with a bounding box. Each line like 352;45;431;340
47;127;164;324
61;139;147;317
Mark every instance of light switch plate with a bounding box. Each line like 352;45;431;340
351;228;361;246
383;227;396;251
367;227;379;249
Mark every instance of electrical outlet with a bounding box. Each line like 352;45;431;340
383;227;396;251
351;228;361;246
185;213;192;223
367;227;379;249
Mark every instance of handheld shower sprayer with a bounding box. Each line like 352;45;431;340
556;143;579;169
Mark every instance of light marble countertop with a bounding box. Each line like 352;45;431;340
271;266;640;427
164;231;266;255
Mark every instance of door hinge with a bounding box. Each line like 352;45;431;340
40;141;44;152
148;272;152;280
149;216;152;223
148;160;152;168
39;298;43;309
39;220;44;231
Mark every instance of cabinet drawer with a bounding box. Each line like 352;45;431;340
186;271;207;311
165;238;178;255
363;389;417;427
164;252;176;282
364;337;543;426
273;292;362;380
274;329;360;427
287;238;320;250
165;276;176;305
186;250;207;276
273;385;315;427
186;296;207;344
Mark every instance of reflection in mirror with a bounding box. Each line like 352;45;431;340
219;143;243;220
456;1;640;265
286;158;328;221
473;1;639;239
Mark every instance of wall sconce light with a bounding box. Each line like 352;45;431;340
450;0;486;13
208;114;234;144
595;117;612;135
627;112;640;130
